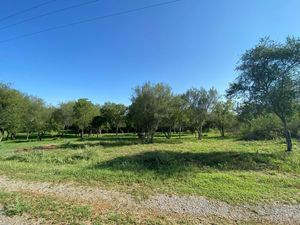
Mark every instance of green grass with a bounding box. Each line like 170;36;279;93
0;190;92;224
0;190;207;225
0;133;299;204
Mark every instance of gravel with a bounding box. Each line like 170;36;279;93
0;204;42;225
0;175;299;224
143;194;300;224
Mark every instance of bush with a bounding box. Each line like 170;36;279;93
290;116;300;139
240;114;282;140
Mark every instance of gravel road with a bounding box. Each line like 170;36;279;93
0;175;299;224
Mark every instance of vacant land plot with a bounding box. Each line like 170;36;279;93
0;133;299;224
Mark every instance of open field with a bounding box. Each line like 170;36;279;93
2;0;300;224
0;133;299;224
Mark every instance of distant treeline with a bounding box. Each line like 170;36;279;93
0;82;230;141
1;37;300;151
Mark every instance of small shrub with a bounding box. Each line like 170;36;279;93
290;115;300;139
240;114;282;140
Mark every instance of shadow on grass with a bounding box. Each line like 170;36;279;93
50;135;184;150
58;140;139;149
84;135;184;144
8;133;183;146
203;135;234;140
93;150;285;176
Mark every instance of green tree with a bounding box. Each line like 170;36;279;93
0;84;25;140
59;101;76;130
129;82;173;143
101;102;127;135
22;96;50;141
73;99;99;138
48;108;65;136
212;100;235;137
91;115;108;137
184;87;218;140
36;105;51;141
227;37;300;151
160;95;187;139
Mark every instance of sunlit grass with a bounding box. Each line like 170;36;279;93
0;132;299;204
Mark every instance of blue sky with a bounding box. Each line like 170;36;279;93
0;0;299;106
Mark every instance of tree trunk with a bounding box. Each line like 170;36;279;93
150;133;154;143
26;132;30;140
283;119;292;151
168;128;172;139
220;126;225;138
116;126;119;136
163;129;171;139
11;133;16;140
81;129;84;139
6;131;10;140
197;126;203;140
0;129;3;142
37;133;42;141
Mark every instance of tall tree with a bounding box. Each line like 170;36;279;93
101;103;127;135
160;95;187;139
184;87;218;140
22;96;50;141
212;100;235;137
48;107;65;136
0;84;25;140
91;115;108;137
227;37;300;151
59;101;76;130
73;99;99;138
129;82;173;143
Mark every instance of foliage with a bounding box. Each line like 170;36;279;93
91;115;108;135
48;107;65;133
160;95;188;139
73;99;99;138
290;112;300;139
212;100;235;137
240;114;283;140
0;84;26;140
184;87;218;140
128;82;173;143
2;36;300;144
228;37;300;151
22;96;50;141
59;101;76;129
101;102;127;135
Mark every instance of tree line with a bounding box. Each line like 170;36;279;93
1;37;300;151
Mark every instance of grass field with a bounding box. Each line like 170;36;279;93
0;190;192;225
0;132;299;206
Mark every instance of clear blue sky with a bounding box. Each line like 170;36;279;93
0;0;299;106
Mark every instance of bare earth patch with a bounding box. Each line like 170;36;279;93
0;175;299;224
